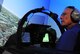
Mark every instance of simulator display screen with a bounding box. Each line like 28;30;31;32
0;0;62;46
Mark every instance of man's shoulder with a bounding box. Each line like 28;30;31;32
63;24;80;36
69;24;80;32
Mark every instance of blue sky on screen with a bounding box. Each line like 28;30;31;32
2;0;50;18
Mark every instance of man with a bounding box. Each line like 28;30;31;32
56;6;80;53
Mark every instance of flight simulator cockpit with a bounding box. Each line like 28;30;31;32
1;7;65;54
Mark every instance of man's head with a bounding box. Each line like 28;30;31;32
60;6;80;28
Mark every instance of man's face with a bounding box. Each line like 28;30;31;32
60;8;73;27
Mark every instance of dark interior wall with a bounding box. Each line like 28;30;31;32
0;0;4;12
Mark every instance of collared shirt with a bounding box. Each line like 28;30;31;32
56;24;80;51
